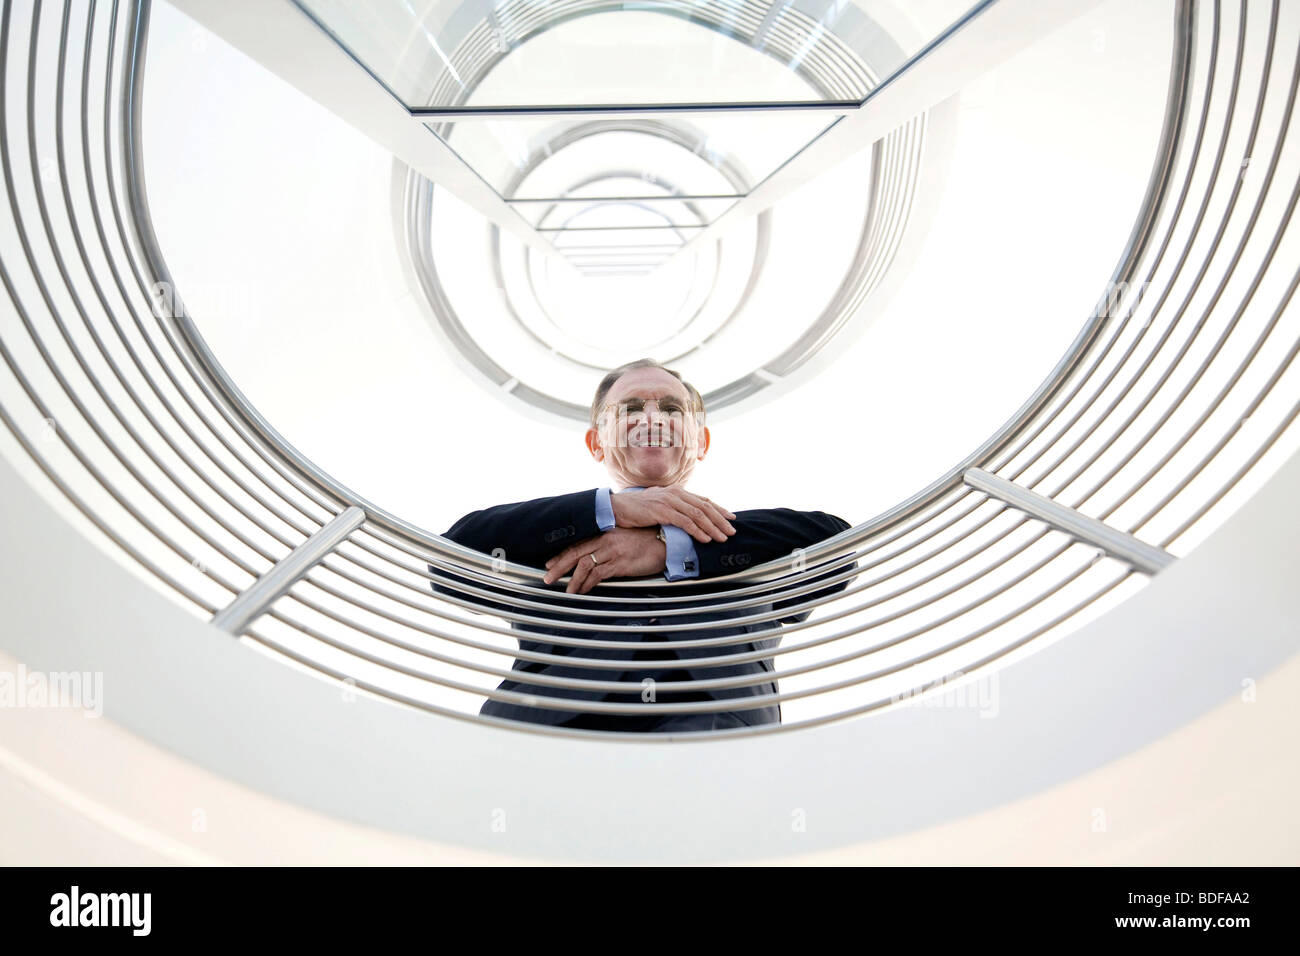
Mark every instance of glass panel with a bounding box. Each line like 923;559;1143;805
547;224;703;243
510;194;739;227
545;222;702;274
425;112;841;200
295;0;981;109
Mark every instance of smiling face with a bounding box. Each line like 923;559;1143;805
585;366;710;489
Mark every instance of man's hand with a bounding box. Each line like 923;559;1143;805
543;527;667;594
610;486;736;544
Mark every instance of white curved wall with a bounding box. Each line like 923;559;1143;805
1;442;1297;864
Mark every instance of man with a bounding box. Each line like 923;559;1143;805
429;358;853;732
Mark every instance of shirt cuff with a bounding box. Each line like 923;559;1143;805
594;487;615;532
662;524;699;580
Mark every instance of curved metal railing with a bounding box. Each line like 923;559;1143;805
2;0;1297;738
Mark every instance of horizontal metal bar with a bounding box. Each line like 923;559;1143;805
553;243;682;251
212;506;366;634
560;253;676;259
538;223;701;232
963;469;1174;574
564;256;673;264
410;99;859;120
568;259;669;265
508;193;744;203
570;258;668;264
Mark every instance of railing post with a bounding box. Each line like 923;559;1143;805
963;469;1175;575
211;506;366;635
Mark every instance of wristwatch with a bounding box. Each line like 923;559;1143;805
656;527;668;545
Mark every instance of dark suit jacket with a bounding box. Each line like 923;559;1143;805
428;488;853;727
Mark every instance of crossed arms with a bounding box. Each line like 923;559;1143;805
429;487;856;621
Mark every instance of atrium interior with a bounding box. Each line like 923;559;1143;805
1;0;1298;864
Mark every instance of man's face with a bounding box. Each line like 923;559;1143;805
585;367;710;489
